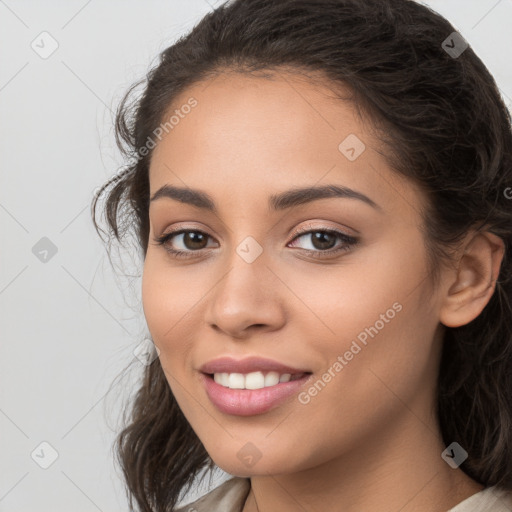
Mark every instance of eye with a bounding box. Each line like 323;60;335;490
287;225;358;258
153;229;218;259
152;224;359;260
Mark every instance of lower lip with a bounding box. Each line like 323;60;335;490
200;372;312;416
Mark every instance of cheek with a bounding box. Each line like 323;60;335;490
284;230;428;347
142;254;194;339
289;232;436;412
281;303;438;473
141;255;194;367
141;257;167;340
141;258;200;414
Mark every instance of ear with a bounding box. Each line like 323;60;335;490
439;230;505;328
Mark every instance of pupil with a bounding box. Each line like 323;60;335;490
312;232;336;250
185;232;206;249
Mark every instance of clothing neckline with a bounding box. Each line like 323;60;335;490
177;477;512;512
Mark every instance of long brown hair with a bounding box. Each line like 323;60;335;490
91;1;512;510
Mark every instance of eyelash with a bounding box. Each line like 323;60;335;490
153;224;358;260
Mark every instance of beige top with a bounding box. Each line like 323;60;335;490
175;477;512;512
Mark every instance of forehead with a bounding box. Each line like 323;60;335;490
155;70;358;147
148;70;423;216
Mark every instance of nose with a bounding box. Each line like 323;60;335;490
204;251;286;339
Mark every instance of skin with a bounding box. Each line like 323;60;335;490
142;69;505;512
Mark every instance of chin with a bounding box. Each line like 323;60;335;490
209;448;302;478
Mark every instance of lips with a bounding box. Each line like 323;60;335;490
200;372;313;416
199;356;311;375
198;356;314;415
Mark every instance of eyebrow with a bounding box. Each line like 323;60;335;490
149;184;381;212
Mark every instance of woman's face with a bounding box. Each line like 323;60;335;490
142;70;447;476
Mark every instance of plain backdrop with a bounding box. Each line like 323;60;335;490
1;1;511;510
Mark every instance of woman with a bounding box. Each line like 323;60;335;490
92;0;512;510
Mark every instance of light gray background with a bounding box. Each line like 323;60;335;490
1;1;511;510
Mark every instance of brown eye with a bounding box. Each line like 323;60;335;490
309;231;338;250
178;231;209;250
153;229;218;259
288;227;358;258
153;226;358;261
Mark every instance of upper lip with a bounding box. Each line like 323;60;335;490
199;356;311;375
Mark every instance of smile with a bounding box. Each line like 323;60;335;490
201;371;313;416
212;370;308;390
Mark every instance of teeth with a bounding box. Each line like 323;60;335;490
213;371;298;390
228;373;245;389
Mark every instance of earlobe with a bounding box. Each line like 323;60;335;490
439;230;505;328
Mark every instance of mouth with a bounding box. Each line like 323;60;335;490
204;370;311;390
200;371;313;416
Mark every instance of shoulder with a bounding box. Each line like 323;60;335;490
175;477;251;512
448;485;512;512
